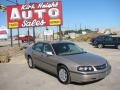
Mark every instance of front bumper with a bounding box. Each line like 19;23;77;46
70;66;111;83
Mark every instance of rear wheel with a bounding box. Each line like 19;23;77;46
27;56;35;68
58;65;71;84
97;44;103;48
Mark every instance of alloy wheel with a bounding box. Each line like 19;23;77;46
58;65;70;84
59;68;68;82
28;57;34;68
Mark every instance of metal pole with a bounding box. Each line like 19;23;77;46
17;28;20;47
46;27;48;41
33;27;35;43
15;0;20;47
28;28;30;45
80;24;82;30
10;29;13;47
24;0;30;44
59;25;62;40
43;30;45;41
53;29;54;41
6;0;18;47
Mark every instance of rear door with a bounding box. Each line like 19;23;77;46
118;37;120;44
104;36;115;46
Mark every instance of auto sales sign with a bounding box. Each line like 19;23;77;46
7;1;63;29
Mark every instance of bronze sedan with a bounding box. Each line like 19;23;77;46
25;41;111;84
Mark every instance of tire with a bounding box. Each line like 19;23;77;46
57;65;71;84
117;45;120;49
97;44;103;48
27;56;35;68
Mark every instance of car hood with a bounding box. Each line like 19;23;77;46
61;52;107;66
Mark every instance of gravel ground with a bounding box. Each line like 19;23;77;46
0;42;120;90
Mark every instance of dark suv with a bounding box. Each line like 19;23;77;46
91;35;120;49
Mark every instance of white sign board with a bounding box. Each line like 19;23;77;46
82;31;87;35
44;30;53;36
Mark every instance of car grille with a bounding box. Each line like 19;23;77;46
95;64;107;70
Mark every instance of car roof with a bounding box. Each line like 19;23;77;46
37;40;73;45
98;35;110;37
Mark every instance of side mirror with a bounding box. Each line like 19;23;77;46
36;48;42;52
46;51;53;56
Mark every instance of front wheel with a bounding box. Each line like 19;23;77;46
58;65;71;84
27;56;35;68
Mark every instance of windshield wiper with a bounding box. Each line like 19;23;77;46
58;52;87;56
74;51;87;55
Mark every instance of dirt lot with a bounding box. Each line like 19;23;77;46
0;42;120;90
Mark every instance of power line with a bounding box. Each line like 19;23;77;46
25;0;27;4
6;0;17;4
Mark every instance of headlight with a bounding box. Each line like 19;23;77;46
77;66;94;72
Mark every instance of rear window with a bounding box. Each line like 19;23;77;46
118;38;120;42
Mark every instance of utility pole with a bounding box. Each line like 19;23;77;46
33;27;35;43
17;28;20;47
24;0;31;44
75;24;77;31
16;0;20;47
52;27;54;41
27;28;30;45
59;25;62;40
46;26;48;41
10;29;13;47
6;0;21;47
79;24;82;34
80;24;82;30
6;0;20;47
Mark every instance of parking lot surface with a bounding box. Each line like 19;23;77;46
0;42;120;90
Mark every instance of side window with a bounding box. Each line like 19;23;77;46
96;36;102;41
105;37;113;42
118;38;120;42
32;43;43;52
43;43;53;53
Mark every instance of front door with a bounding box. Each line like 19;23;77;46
40;43;57;74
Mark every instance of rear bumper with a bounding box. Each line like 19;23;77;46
70;66;111;83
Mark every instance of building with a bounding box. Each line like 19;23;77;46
0;26;8;40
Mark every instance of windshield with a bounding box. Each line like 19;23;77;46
52;43;85;55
